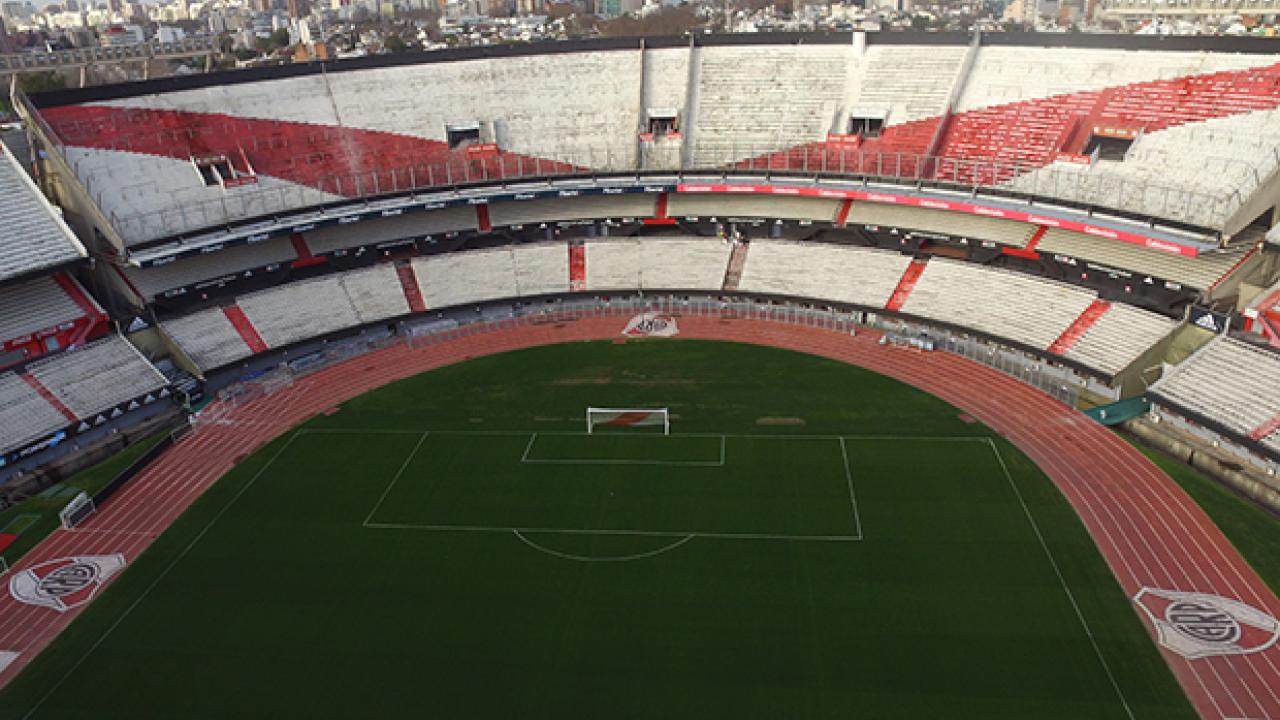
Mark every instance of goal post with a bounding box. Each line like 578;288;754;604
586;407;670;435
59;492;96;530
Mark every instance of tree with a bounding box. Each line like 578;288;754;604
269;28;291;48
18;71;67;95
384;34;406;53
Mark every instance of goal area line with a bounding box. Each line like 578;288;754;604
519;433;727;467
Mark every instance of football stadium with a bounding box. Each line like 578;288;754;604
0;30;1279;719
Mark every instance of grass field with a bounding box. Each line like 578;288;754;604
0;340;1199;718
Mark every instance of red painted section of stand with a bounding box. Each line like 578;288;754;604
885;259;928;312
395;263;428;313
22;373;77;423
289;233;327;268
476;204;492;233
223;305;269;354
1048;299;1111;354
569;244;586;291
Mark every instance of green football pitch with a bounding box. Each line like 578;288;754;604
0;340;1196;718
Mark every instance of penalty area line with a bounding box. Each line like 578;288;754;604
362;431;430;527
985;437;1134;720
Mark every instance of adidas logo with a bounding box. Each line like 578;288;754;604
1194;313;1220;332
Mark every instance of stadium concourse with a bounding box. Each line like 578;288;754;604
0;313;1278;719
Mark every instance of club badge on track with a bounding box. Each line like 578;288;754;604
622;312;679;338
9;555;127;613
1134;587;1280;659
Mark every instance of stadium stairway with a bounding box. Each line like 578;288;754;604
1047;299;1112;355
569;243;586;291
222;305;269;354
395;262;428;313
722;242;749;291
289;233;326;269
884;258;929;312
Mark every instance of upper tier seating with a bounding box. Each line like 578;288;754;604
899;259;1097;350
488;196;657;227
0;276;85;342
161;306;254;370
124;236;299;300
1152;336;1280;439
847;202;1036;246
1035;227;1256;291
0;371;69;453
691;45;851;166
585;238;731;291
852;45;968;124
1062;303;1176;376
26;334;168;418
666;195;842;223
738;240;913;308
304;208;479;255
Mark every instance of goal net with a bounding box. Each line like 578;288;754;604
59;492;96;530
586;407;670;435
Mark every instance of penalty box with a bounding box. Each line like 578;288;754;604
361;431;862;541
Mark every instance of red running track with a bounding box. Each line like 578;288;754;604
1;313;1279;719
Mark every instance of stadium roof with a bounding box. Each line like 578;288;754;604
0;140;86;282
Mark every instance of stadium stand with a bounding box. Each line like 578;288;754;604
488;196;658;227
737;240;914;308
235;264;409;348
846;201;1037;246
122;236;299;301
512;243;570;297
1152;336;1280;441
1061;303;1177;377
666;195;842;223
1034;227;1258;291
852;44;968;124
412;247;521;309
0;371;70;453
238;275;362;348
161;307;254;371
899;258;1098;350
691;45;851;166
584;238;732;291
0;141;86;279
0;276;94;347
303;207;479;255
25;334;168;419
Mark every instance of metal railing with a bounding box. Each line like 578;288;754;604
0;37;218;72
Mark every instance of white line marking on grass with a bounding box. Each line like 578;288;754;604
19;432;303;720
985;437;1135;720
512;530;696;562
303;428;989;443
362;431;430;527
365;522;861;542
519;432;726;467
838;438;864;539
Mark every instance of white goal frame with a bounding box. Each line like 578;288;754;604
585;407;670;435
59;492;96;530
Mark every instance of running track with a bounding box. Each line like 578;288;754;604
1;312;1278;719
